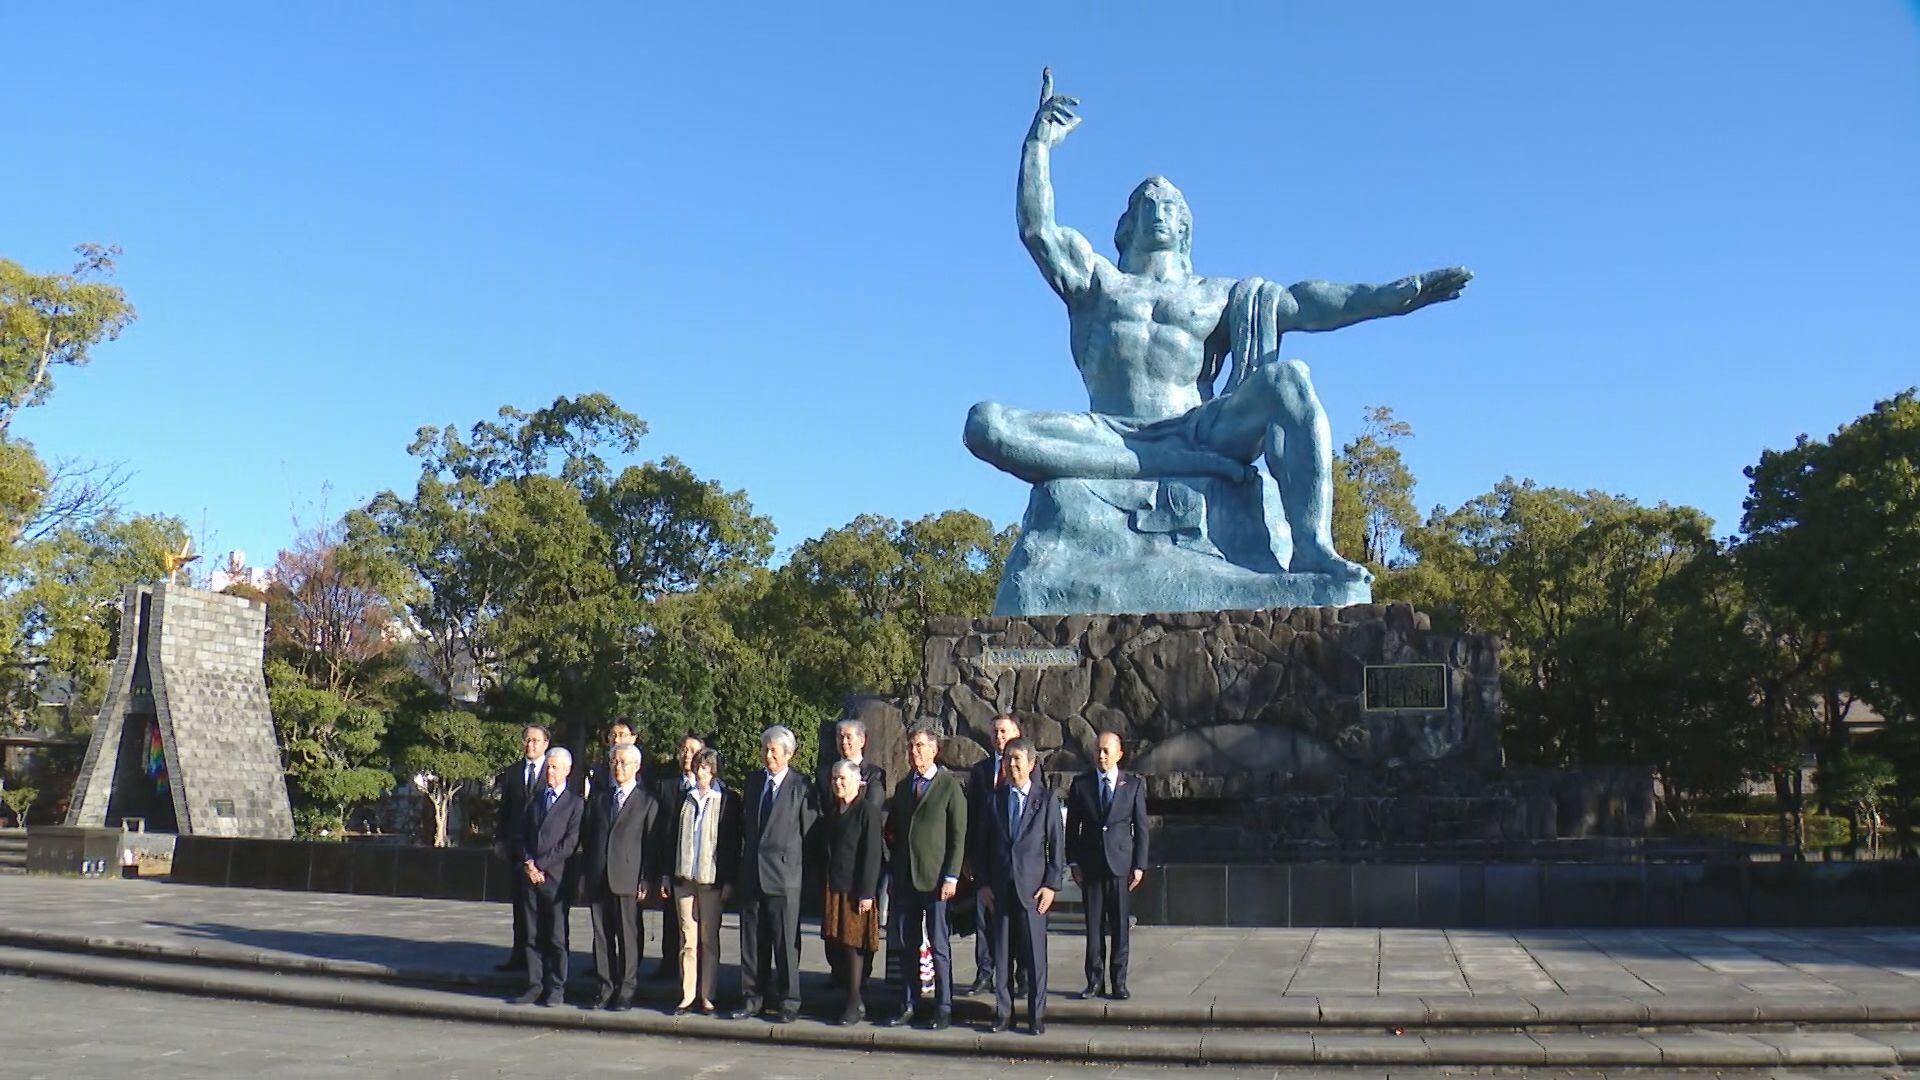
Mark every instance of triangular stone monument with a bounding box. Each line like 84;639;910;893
67;582;293;838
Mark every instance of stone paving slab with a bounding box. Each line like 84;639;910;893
3;875;1919;1029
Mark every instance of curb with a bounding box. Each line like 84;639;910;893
2;944;1917;1069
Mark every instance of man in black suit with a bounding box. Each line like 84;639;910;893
578;742;659;1010
651;731;704;983
976;737;1064;1035
511;746;585;1006
728;724;818;1024
493;724;550;972
965;713;1023;996
584;719;639;798
1066;731;1150;1000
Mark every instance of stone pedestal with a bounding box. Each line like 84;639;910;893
837;602;1652;850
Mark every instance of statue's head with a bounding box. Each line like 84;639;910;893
1114;176;1192;268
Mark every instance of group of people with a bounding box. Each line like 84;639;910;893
494;713;1149;1034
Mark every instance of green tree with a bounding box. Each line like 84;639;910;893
1334;406;1419;572
265;658;393;838
390;706;519;848
0;244;136;432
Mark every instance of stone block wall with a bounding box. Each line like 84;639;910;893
68;583;294;839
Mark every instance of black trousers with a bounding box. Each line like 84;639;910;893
739;890;801;1010
893;885;952;1013
990;889;1048;1025
658;891;681;979
520;877;570;993
1082;872;1133;990
507;873;531;961
589;888;641;1000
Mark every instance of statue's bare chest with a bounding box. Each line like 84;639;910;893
1087;274;1227;338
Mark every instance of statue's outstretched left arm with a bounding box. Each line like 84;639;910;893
1283;267;1472;332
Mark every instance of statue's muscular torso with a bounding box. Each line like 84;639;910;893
1070;265;1235;421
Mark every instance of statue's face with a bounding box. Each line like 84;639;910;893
1117;178;1191;260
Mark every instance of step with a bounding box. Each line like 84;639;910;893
0;944;1914;1069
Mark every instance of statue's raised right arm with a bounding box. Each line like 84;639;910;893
1017;69;1109;301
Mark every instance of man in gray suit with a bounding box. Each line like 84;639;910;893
729;724;819;1024
578;743;659;1010
977;737;1065;1035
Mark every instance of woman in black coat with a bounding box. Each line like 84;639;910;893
820;758;884;1024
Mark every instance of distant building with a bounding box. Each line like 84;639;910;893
209;550;273;593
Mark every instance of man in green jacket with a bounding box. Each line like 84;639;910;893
878;726;968;1029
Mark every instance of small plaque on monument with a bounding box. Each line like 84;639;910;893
982;645;1081;668
1363;663;1448;711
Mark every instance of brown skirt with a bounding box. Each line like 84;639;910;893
820;887;880;952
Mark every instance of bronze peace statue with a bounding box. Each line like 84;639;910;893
965;70;1470;615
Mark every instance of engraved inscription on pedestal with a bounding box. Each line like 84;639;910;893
1363;663;1449;711
983;646;1081;668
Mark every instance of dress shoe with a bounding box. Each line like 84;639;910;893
838;998;865;1026
774;1004;800;1024
725;998;762;1021
510;987;543;1005
605;995;630;1012
1072;984;1101;1000
964;975;991;996
536;991;561;1008
586;991;614;1011
671;1004;691;1017
1109;985;1130;1001
929;1008;951;1031
1028;1019;1046;1036
986;1015;1009;1033
876;1009;912;1027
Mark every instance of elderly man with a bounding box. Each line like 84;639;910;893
493;724;550;972
966;713;1023;996
729;725;818;1024
512;746;584;1006
977;737;1065;1035
1067;732;1149;1000
652;731;705;983
879;726;968;1030
578;743;659;1010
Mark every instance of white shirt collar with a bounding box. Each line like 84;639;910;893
1100;768;1119;786
615;779;636;797
767;767;788;788
915;763;938;781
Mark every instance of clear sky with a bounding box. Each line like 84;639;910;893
8;3;1919;567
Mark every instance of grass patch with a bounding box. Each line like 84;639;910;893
1673;812;1851;847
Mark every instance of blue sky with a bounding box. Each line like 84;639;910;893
8;4;1919;567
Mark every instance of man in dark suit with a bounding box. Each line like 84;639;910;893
651;731;704;983
511;746;585;1006
493;724;550;972
1066;731;1150;1000
977;737;1064;1035
577;742;659;1010
965;713;1023;996
878;725;968;1030
728;724;818;1024
584;720;639;798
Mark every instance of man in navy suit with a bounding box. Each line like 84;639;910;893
512;746;585;1006
493;724;550;972
976;737;1064;1035
965;713;1023;996
729;724;819;1024
1066;732;1150;1000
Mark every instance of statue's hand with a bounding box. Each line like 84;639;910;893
1028;67;1081;148
1411;267;1473;309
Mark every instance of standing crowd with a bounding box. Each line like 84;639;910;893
493;714;1149;1034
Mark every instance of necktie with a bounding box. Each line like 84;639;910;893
543;787;557;814
761;778;775;826
615;786;627;813
525;761;535;790
1008;787;1022;835
1101;775;1113;815
913;774;929;799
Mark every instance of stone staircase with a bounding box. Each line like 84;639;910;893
0;829;25;874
